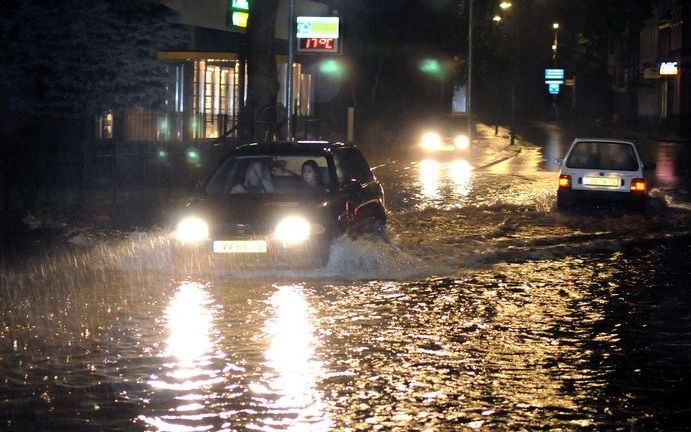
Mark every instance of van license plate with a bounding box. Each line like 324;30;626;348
584;177;619;187
213;240;267;253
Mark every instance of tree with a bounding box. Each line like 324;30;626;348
0;0;181;119
242;0;280;141
0;0;182;214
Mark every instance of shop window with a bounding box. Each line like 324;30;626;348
193;60;240;139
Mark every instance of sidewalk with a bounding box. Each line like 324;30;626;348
471;123;523;170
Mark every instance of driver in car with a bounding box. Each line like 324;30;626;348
231;160;274;193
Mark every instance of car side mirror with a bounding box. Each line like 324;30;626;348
341;179;362;192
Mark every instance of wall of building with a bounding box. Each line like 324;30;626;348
609;0;689;131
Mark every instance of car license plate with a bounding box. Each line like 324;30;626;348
584;176;619;187
213;240;267;254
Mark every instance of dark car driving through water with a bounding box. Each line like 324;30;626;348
171;141;386;268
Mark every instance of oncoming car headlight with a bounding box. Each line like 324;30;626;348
274;216;311;245
454;134;470;150
175;216;209;244
421;132;442;151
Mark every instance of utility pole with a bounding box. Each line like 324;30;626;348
467;0;473;144
509;2;517;145
286;0;295;140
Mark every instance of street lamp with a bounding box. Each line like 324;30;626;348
468;0;473;145
497;0;517;145
552;22;559;64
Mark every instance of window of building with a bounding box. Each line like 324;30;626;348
279;62;313;117
193;59;241;139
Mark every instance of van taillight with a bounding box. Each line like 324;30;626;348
631;178;646;193
559;175;572;189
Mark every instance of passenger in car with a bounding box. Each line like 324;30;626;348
301;160;323;190
231;160;275;193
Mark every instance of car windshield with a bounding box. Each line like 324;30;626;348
204;155;331;195
565;141;639;171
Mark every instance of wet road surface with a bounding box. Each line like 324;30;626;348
2;123;691;431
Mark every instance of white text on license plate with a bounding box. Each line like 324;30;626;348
584;177;619;187
213;240;267;253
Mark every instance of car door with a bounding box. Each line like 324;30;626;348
332;148;385;234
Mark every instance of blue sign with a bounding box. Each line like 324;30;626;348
548;83;560;95
545;68;565;81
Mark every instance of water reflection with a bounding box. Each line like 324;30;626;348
654;142;680;190
252;284;330;431
450;159;473;197
419;159;441;201
142;281;225;430
417;159;474;207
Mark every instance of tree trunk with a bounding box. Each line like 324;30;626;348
242;0;280;142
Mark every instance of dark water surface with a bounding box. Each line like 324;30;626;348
1;237;690;431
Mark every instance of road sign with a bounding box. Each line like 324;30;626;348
545;68;565;84
548;83;560;95
296;16;340;53
296;16;339;38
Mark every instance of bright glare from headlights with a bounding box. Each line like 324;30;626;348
274;216;311;245
421;132;442;151
454;134;470;150
175;216;209;244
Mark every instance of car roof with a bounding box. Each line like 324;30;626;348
229;140;355;157
572;138;636;145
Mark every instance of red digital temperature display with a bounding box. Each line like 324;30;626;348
297;37;339;53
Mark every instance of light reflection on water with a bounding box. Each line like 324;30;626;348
417;158;473;208
1;240;690;430
251;284;330;431
141;281;226;431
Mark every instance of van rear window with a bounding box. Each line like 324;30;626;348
566;142;638;171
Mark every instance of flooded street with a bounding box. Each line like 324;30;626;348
2;124;691;430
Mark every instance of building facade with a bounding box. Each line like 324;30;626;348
609;0;690;134
100;0;329;142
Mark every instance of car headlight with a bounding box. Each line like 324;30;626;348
454;134;470;150
175;216;209;244
421;132;442;151
274;215;311;245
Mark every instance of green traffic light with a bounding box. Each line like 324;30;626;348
420;58;441;74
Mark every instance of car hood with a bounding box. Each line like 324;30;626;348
180;194;330;235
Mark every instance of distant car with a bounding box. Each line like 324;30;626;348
172;141;386;268
413;117;471;158
557;138;648;210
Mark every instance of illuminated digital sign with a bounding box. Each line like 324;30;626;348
296;16;341;54
298;37;339;53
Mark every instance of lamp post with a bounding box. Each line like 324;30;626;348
552;22;559;65
551;22;559;118
499;0;518;145
468;0;473;144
